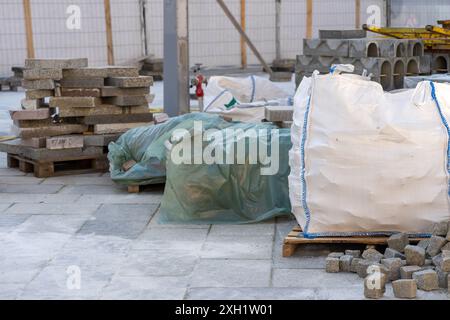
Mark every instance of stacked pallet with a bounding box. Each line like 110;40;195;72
295;31;436;90
139;57;163;80
0;58;154;177
0;66;23;91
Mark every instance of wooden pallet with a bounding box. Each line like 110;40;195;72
127;185;140;193
127;183;165;193
282;225;426;257
7;153;108;178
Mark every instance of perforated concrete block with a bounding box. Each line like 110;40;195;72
296;55;338;73
392;58;406;89
431;53;450;74
349;39;411;58
418;55;431;74
406;57;420;76
407;40;424;57
348;39;380;58
379;39;409;58
353;58;393;90
303;39;349;57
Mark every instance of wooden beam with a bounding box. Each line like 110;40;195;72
355;0;361;29
104;0;115;65
216;0;273;76
275;0;281;60
240;0;247;69
22;0;35;59
306;0;313;39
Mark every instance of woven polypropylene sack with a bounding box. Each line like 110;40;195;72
289;72;450;237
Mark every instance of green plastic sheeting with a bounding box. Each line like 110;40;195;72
159;118;292;224
108;113;292;224
108;113;231;185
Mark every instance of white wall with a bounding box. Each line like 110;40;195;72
390;0;450;27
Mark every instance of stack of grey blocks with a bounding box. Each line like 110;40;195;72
296;30;450;91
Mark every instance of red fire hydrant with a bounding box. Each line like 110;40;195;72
191;64;208;111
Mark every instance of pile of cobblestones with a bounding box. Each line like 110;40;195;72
325;221;450;299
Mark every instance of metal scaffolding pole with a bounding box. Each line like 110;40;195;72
163;0;190;116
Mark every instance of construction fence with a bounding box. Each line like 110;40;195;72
0;0;449;77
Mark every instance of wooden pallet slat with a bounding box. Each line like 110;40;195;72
127;185;140;193
6;153;108;178
283;225;427;257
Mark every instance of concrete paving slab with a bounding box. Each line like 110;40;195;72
0;176;44;184
0;202;13;213
58;234;131;255
0;251;53;284
137;227;210;242
274;216;298;238
119;250;199;277
273;254;326;269
189;259;271;288
77;193;162;205
0;283;26;300
101;276;188;300
50;236;131;270
0;267;43;285
149;210;210;228
200;236;273;260
272;233;327;269
186;287;318;300
76;205;157;238
0;168;26;176
313;287;365;300
15;215;90;234
42;176;114;185
208;223;275;238
92;204;158;221
20;265;113;300
58;184;129;194
0;184;64;194
272;268;362;288
0;193;80;203
78;219;149;239
0;214;30;232
5;203;100;215
0;232;71;260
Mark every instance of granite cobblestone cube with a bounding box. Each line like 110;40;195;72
381;258;402;281
405;245;425;266
412;269;439;291
426;236;447;257
339;255;353;272
387;233;409;253
325;257;340;273
362;248;383;262
400;265;421;279
392;279;417;299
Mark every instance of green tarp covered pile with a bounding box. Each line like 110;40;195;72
108;113;291;223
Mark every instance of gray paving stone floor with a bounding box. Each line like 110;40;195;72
0;149;448;300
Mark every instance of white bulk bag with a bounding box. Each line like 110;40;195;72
203;75;289;122
289;71;450;237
